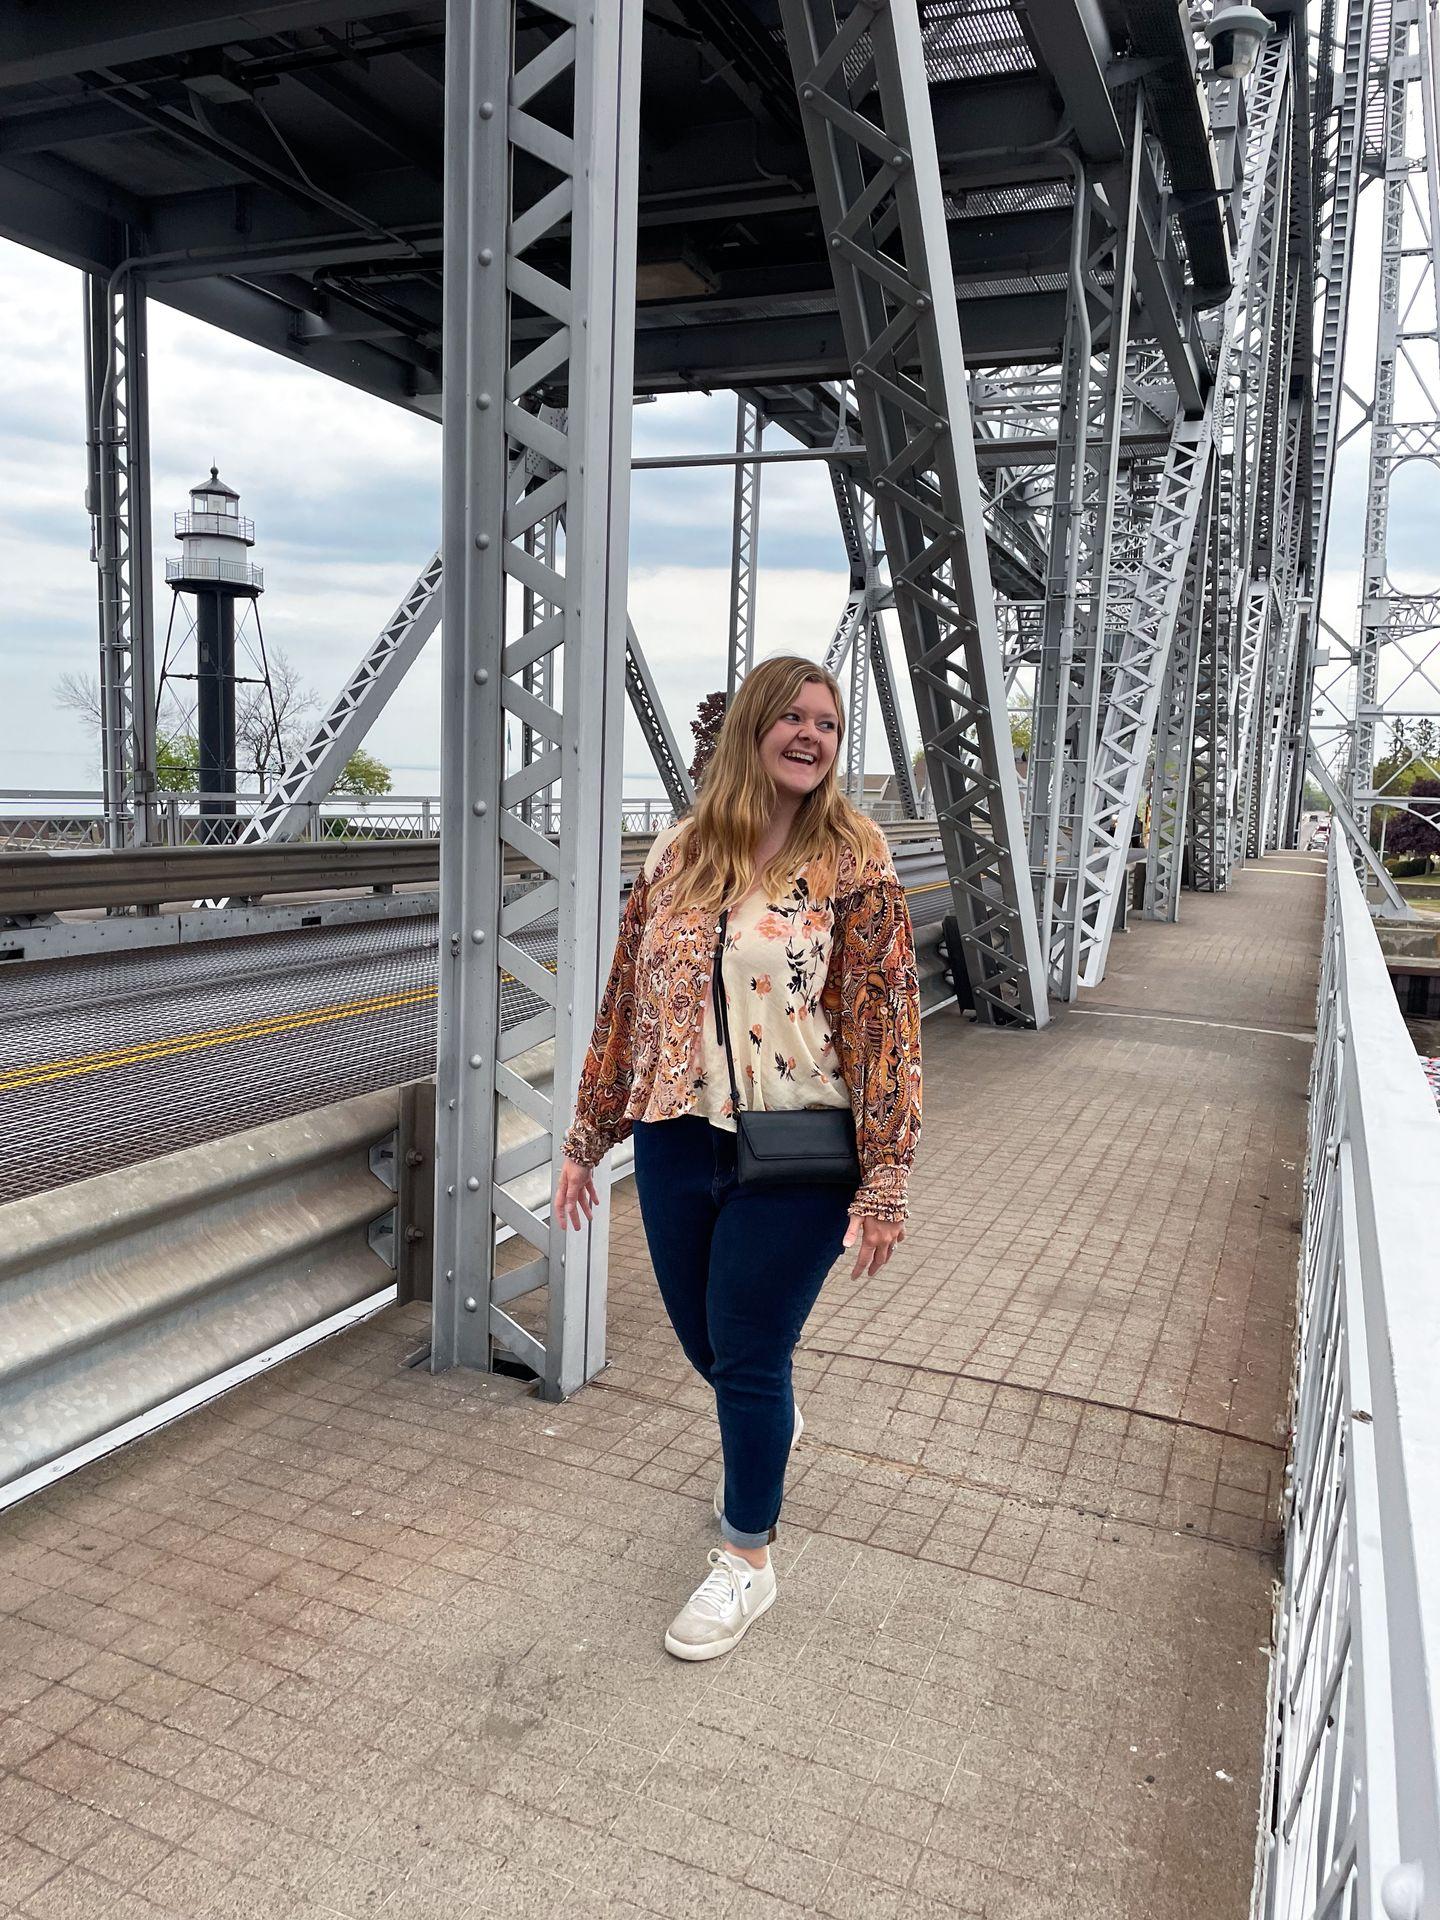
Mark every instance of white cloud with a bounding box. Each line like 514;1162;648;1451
3;239;913;800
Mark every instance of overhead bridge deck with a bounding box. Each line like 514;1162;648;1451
0;852;1328;1920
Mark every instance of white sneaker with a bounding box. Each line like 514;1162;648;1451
713;1403;804;1524
664;1549;777;1661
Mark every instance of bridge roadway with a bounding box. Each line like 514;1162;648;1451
0;851;1326;1920
0;841;948;1203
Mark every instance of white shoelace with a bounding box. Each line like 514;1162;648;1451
687;1549;750;1620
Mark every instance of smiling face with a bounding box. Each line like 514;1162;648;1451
758;679;842;801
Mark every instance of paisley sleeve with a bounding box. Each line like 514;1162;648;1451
560;867;651;1168
823;861;923;1222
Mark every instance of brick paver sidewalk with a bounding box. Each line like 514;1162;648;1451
0;854;1327;1920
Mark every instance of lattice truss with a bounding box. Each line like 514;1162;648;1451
1066;35;1298;986
1308;0;1440;851
85;274;158;849
1024;132;1142;1002
780;0;1048;1026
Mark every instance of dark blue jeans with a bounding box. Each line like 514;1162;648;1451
631;1114;853;1547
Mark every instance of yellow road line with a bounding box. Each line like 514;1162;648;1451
0;986;440;1094
4;882;934;1094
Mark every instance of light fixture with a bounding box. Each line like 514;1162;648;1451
1205;5;1274;79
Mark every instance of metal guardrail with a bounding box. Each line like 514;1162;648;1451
2;821;945;920
0;1088;405;1505
0;793;931;851
1254;844;1440;1920
0;834;684;919
0;839;448;916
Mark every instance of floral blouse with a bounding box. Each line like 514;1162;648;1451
561;821;923;1222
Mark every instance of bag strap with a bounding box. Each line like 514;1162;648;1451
710;908;745;1116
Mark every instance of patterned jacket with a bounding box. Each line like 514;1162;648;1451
561;825;923;1222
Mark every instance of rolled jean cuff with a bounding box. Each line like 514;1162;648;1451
720;1513;776;1550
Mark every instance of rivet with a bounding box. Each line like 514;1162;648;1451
802;85;815;100
935;419;946;432
478;247;493;265
445;1269;454;1281
447;1184;455;1195
471;928;485;943
475;667;489;684
892;150;909;168
831;235;842;249
916;294;930;310
476;393;492;410
448;1099;457;1110
472;800;485;815
464;1295;478;1311
469;1053;483;1067
475;532;490;550
479;101;494;119
467;1176;481;1191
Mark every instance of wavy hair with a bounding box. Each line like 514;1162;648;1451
663;654;884;915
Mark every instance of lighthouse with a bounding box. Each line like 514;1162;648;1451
165;468;263;840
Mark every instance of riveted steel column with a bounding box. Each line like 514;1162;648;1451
433;0;642;1395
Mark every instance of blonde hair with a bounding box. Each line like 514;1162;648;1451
663;654;884;915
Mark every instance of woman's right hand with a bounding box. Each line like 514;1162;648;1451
554;1154;600;1230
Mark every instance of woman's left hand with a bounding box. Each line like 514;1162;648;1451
842;1214;906;1279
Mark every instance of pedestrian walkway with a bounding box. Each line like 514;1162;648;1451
0;853;1328;1920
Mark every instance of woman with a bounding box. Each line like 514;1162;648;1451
555;655;923;1660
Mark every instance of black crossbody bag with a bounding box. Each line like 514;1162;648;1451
710;906;861;1191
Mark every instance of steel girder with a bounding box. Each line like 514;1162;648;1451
1144;464;1216;921
725;396;764;704
1294;0;1372;818
1026;116;1140;1003
1073;33;1293;985
1348;0;1440;846
780;0;1047;1027
823;459;921;817
238;553;691;846
239;553;444;844
431;0;642;1393
84;272;159;849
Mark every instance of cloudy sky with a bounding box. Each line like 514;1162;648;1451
0;237;923;802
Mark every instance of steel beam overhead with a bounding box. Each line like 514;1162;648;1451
432;0;642;1394
780;0;1047;1028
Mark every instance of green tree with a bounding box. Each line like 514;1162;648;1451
332;749;394;798
1009;699;1033;759
155;732;200;793
1385;777;1440;868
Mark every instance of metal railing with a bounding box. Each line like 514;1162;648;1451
1;790;937;852
1254;843;1440;1920
164;557;263;589
173;511;254;541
